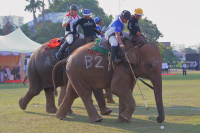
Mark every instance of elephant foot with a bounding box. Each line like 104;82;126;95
89;115;103;122
56;113;67;120
106;99;115;103
117;115;130;123
66;109;74;115
120;113;132;122
100;108;112;115
46;107;57;113
19;98;27;110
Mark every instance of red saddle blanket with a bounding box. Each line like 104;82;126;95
46;38;61;49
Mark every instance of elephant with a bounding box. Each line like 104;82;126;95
19;38;113;115
52;38;164;123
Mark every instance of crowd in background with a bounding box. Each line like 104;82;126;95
0;66;20;80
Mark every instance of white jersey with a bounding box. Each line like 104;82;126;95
62;12;80;34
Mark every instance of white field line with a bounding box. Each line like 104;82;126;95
136;106;200;111
3;105;200;111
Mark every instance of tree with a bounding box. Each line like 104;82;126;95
183;48;197;54
48;0;113;27
0;29;3;35
158;43;179;63
30;21;64;44
3;20;15;35
25;0;44;27
21;24;33;37
139;17;163;41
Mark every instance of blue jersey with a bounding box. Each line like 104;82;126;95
95;25;104;38
105;16;124;37
96;25;101;31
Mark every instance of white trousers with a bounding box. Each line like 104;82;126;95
106;31;130;47
109;36;118;46
106;31;130;46
65;32;84;44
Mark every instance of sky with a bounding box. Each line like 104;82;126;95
0;0;200;48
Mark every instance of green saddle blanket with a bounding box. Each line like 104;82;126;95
88;38;109;56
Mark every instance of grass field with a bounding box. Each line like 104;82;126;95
0;71;200;133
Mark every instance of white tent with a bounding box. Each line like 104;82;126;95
0;28;41;81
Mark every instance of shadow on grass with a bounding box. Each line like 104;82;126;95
24;110;200;132
70;104;200;118
25;111;57;117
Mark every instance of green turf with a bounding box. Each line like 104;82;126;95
0;71;200;133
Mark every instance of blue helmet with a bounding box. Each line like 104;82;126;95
83;9;91;16
94;17;102;24
70;4;78;11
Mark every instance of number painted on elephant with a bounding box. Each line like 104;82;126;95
85;56;93;69
85;55;104;69
45;57;50;66
45;56;58;66
95;56;104;68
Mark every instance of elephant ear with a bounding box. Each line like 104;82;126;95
126;47;138;65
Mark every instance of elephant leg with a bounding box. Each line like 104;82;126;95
19;87;41;110
104;88;115;103
117;80;136;122
58;86;66;106
80;90;103;122
56;82;79;120
117;91;136;122
44;87;57;113
93;89;112;115
112;69;136;122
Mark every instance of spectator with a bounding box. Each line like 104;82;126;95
162;63;165;73
11;66;20;80
164;63;169;73
4;66;11;80
182;62;187;76
168;61;170;72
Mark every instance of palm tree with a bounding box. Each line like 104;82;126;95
24;0;44;27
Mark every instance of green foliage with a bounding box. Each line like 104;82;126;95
20;24;33;37
25;0;44;26
2;21;15;35
48;0;113;27
0;29;3;35
30;21;64;44
158;42;179;63
139;17;163;41
183;47;197;54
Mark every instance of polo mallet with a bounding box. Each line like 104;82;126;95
124;51;150;110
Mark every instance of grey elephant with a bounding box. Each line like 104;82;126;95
19;38;112;115
52;38;164;123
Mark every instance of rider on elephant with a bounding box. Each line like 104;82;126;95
55;4;84;60
128;8;146;47
73;9;104;43
94;17;104;38
105;10;131;65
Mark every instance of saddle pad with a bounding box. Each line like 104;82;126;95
88;38;110;56
46;38;61;49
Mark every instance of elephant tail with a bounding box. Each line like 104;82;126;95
52;58;69;96
22;76;28;86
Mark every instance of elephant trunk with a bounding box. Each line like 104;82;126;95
52;58;68;96
152;74;165;123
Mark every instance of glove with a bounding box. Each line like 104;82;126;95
66;16;72;23
101;26;106;32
